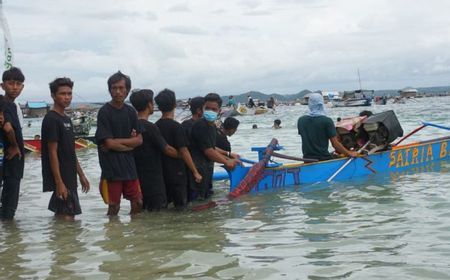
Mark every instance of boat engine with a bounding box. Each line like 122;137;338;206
362;110;403;152
336;116;367;150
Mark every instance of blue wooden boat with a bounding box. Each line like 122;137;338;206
225;135;450;194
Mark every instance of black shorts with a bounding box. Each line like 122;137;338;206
48;188;82;216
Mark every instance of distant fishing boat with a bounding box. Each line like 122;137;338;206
332;89;373;107
24;138;96;153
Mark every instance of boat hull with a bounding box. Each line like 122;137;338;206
227;137;450;193
332;98;372;107
24;139;95;153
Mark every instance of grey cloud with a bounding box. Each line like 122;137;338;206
167;2;191;13
160;25;207;35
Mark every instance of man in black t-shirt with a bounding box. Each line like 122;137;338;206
130;89;180;211
41;78;90;220
155;89;202;210
0;67;25;220
181;96;205;145
181;96;205;200
95;71;143;216
190;93;240;200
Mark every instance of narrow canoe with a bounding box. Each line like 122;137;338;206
226;136;450;193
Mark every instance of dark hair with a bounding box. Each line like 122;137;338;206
49;77;74;95
359;110;373;117
0;95;5;112
2;67;25;82
274;119;281;125
155;88;176;112
130;89;154;112
223;117;240;130
189;96;205;115
204;92;222;107
107;71;131;93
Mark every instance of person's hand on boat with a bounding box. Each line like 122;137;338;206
347;150;359;158
225;158;241;169
230;152;240;159
80;174;90;193
6;145;21;160
193;172;203;183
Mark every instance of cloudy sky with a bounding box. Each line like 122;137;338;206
3;0;450;102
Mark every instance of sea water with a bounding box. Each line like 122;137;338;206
1;96;449;279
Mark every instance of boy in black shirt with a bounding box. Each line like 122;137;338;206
155;89;202;210
181;96;205;200
95;71;143;216
130;89;179;211
190;93;241;200
41;78;90;220
216;117;240;152
0;67;25;220
181;96;205;144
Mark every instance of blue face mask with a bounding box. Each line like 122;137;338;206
203;110;218;122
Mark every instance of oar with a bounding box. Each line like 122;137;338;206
271;152;318;163
393;124;426;146
393;122;450;147
326;141;371;183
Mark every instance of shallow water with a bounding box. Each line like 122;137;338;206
1;96;450;279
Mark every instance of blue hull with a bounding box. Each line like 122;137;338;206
227;137;450;193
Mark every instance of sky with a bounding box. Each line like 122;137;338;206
2;0;450;102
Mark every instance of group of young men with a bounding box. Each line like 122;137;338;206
0;67;356;221
0;68;242;220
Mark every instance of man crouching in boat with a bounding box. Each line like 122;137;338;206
297;93;358;161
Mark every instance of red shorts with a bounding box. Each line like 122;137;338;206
99;179;142;205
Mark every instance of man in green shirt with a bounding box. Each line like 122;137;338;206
297;93;357;161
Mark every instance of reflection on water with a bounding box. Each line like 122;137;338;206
1;97;450;279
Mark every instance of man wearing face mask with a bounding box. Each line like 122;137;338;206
189;93;241;200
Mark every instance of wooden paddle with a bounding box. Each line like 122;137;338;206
394;122;450;147
271;152;318;163
326;140;371;183
393;124;426;146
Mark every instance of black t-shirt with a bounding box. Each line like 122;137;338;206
134;119;167;194
0;129;4;179
216;129;231;152
190;118;217;166
41;111;77;192
3;101;25;179
95;103;141;181
155;118;187;185
181;118;195;147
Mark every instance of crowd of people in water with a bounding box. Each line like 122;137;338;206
0;66;362;221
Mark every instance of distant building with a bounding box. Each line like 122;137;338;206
23;101;50;118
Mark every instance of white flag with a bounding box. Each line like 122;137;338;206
0;0;14;70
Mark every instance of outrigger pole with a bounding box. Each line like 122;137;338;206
0;0;14;69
